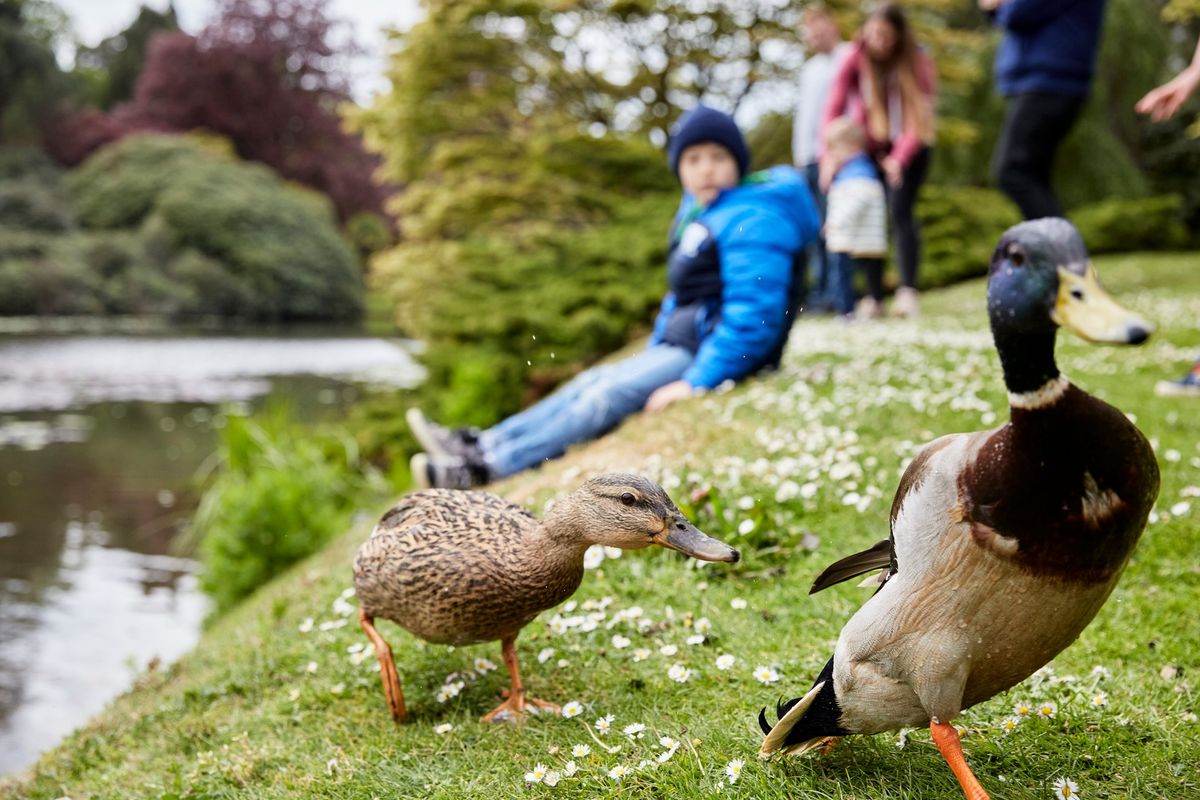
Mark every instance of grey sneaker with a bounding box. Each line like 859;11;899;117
893;287;920;319
406;408;482;460
410;452;491;490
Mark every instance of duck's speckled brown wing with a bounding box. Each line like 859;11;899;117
353;490;583;646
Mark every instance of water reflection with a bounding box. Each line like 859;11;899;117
0;333;423;776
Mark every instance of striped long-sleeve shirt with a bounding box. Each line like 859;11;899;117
825;153;887;258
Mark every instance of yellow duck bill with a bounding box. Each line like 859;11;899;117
1052;265;1154;345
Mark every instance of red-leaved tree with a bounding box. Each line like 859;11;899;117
46;0;390;224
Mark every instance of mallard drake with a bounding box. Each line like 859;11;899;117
354;473;739;723
758;219;1159;800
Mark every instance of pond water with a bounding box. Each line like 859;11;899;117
0;330;424;776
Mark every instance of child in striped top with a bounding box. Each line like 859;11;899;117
822;117;888;318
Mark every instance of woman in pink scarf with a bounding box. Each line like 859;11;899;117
821;4;936;318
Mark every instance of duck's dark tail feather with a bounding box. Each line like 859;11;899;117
809;538;893;594
757;658;847;757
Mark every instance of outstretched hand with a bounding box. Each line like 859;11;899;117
1136;66;1200;122
644;380;696;413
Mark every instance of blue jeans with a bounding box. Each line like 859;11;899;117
479;344;694;477
826;252;858;315
802;161;831;310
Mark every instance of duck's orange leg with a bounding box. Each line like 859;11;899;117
930;720;989;800
360;608;406;722
480;637;560;723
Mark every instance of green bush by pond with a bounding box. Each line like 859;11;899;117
0;135;364;320
190;409;390;618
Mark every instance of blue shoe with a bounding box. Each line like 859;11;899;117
1155;368;1200;397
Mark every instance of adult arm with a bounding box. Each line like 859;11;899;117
993;0;1091;32
681;214;797;390
886;49;937;171
820;46;859;140
1136;38;1200;122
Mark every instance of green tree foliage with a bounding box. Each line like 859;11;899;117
0;0;72;143
0;134;364;319
73;3;179;109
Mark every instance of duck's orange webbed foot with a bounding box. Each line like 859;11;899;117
481;637;560;723
360;608;406;723
930;719;990;800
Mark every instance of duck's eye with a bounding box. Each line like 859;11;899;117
1070;288;1085;301
620;492;636;506
1007;245;1025;266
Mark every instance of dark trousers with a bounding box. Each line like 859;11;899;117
857;256;888;303
887;146;930;290
993;91;1084;220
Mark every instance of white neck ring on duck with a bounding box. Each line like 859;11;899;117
1008;374;1069;410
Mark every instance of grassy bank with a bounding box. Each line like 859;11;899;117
4;252;1198;799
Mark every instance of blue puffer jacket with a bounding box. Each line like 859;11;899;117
649;165;820;390
992;0;1108;97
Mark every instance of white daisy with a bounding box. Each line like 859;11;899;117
525;763;548;783
1037;701;1058;719
632;648;651;662
686;634;706;646
543;770;561;787
738;518;756;535
537;647;555;664
660;644;678;656
1013;700;1033;717
1052;777;1080;798
694;617;712;633
608;764;630;780
434;723;453;734
659;736;678;750
725;758;745;784
305;661;318;674
1090;665;1112;680
623;722;647;739
612;635;632;649
668;664;693;683
1090;692;1108;707
754;665;780;684
1000;716;1021;734
561;700;584;718
571;744;591;758
730;597;748;609
563;760;578;777
595;714;614;734
298;617;314;633
474;657;497;672
716;654;735;670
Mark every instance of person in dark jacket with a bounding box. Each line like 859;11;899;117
984;0;1109;219
406;105;820;489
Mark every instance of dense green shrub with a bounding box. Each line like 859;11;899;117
916;185;1023;289
1071;194;1191;254
58;133;364;320
370;190;677;432
191;409;387;617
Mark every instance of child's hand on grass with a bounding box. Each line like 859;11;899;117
644;380;696;412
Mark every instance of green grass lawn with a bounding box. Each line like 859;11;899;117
5;252;1198;799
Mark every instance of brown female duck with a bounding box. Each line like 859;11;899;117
758;219;1159;800
354;473;738;723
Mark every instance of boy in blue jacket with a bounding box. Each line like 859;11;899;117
407;105;820;489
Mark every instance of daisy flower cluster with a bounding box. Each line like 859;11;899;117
517;707;750;792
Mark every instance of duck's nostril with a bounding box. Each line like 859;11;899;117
1126;325;1151;345
676;522;687;530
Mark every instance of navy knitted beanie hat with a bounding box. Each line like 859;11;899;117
667;104;750;179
